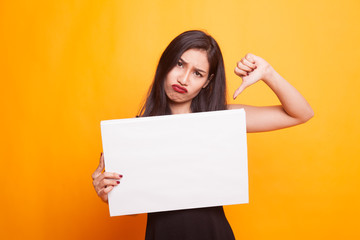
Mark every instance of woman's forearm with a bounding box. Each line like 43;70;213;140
231;53;313;132
263;67;314;123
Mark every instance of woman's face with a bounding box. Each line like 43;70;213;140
164;48;211;107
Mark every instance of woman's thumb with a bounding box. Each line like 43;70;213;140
233;83;247;99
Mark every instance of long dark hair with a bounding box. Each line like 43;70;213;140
138;30;227;117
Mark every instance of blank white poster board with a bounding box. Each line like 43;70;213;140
100;109;248;217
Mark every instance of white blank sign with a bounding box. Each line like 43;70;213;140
101;109;248;216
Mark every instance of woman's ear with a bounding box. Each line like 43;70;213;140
203;74;214;88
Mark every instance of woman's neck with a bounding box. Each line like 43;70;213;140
169;101;192;115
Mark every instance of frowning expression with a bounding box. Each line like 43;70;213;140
164;48;211;106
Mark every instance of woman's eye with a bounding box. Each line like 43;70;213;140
177;61;183;67
194;71;203;77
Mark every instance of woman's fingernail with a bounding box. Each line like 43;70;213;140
117;181;120;184
119;174;123;178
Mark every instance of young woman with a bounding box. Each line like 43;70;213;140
92;30;314;239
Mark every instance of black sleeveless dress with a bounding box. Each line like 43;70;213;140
145;206;235;240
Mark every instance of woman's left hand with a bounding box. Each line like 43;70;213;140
233;53;274;99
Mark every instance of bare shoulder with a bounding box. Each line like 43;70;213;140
227;104;267;112
226;104;313;133
227;104;246;110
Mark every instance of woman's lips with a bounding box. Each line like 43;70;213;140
172;84;188;93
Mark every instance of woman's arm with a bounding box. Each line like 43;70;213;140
92;153;122;203
92;153;138;216
228;53;314;133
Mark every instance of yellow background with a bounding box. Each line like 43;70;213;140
1;0;359;239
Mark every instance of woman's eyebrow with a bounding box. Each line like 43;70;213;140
180;58;207;74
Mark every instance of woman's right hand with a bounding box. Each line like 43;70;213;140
92;152;122;203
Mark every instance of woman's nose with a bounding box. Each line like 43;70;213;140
178;70;191;86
